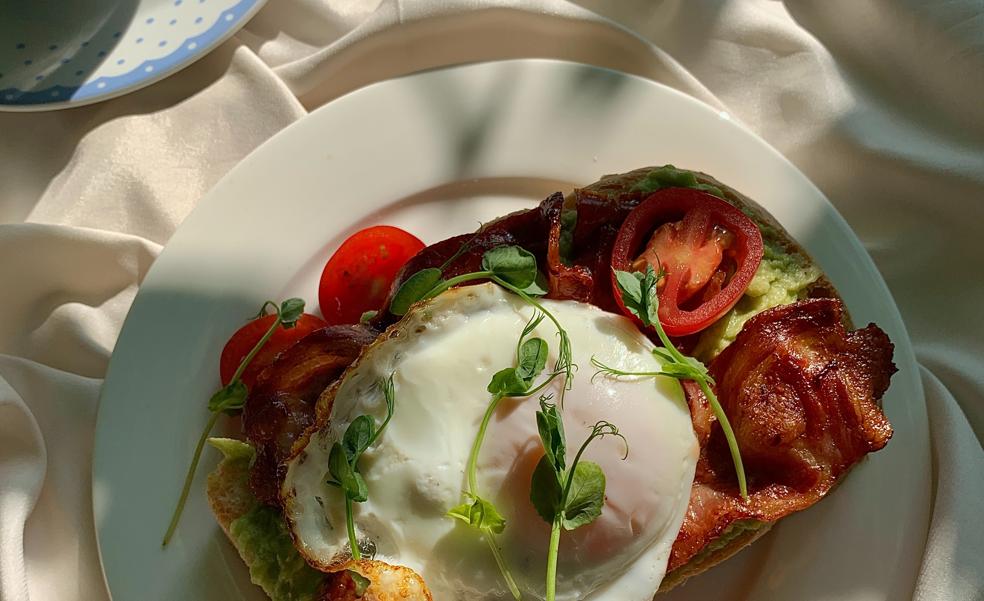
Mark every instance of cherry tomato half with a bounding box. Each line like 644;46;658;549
219;313;327;388
318;225;425;325
611;188;763;336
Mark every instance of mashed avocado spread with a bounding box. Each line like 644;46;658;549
692;237;820;361
209;438;322;601
629;165;821;361
230;506;323;601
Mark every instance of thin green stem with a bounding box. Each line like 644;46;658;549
486;532;521;600
591;356;747;500
467;393;505;493
561;432;596;503
231;313;282;383
545;517;562;601
439;235;479;271
521;372;562;399
346;496;361;560
163;409;223;546
590;356;668;381
650;318;688;366
697;377;747;499
493;278;573;402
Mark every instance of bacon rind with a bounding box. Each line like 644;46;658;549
242;325;378;504
667;298;896;571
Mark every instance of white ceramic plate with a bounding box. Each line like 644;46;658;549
0;0;265;110
93;59;930;600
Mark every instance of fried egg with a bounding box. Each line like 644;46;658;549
283;283;698;600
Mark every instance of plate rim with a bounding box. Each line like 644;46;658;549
92;57;930;600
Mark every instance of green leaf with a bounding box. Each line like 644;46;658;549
446;501;471;523
521;270;549;296
516;337;548;384
481;246;538;288
536;399;566;473
327;442;350;485
349;472;368;503
359;310;378;324
390;268;443;316
614;270;642;305
207;380;248;414
327;442;366;501
640;265;660;326
529;455;563;524
447;494;506;534
346;570;371;596
613;266;659;327
343;416;375;461
487;367;528;397
561;461;606;530
365;374;397;449
279;298;306;327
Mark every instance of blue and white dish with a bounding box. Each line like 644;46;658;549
0;0;266;111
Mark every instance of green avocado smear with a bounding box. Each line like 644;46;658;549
230;506;323;601
623;165;821;360
209;438;322;601
693;237;820;361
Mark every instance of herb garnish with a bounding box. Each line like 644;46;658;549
162;298;306;546
597;264;748;499
326;373;397;561
529;398;627;601
392;245;573;402
448;312;551;599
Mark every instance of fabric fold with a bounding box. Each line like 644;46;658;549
0;0;981;599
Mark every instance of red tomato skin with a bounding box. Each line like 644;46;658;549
610;188;763;336
219;313;327;387
318;226;425;325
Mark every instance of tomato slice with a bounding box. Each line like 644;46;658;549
318;225;425;325
611;188;763;336
219;313;327;388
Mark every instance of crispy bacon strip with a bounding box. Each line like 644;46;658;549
667;298;896;571
242;325;377;504
546;192;595;303
380;199;556;319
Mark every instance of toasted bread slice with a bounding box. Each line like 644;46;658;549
206;440;432;601
208;166;853;598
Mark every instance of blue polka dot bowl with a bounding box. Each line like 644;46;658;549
0;0;265;111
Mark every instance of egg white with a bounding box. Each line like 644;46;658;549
283;283;698;600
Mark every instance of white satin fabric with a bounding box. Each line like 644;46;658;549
0;1;981;600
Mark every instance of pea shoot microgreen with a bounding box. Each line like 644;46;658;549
392;245;573;402
387;234;480;316
597;264;748;500
163;298;306;547
529;398;627;601
326;373;396;561
448;312;551;599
